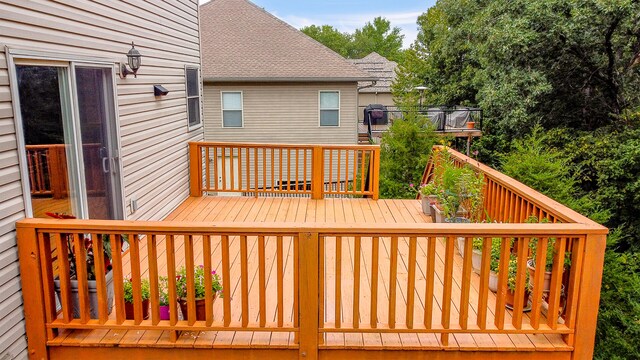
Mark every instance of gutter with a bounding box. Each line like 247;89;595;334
358;80;378;91
203;76;377;83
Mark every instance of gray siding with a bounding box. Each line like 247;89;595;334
0;0;203;357
203;82;358;145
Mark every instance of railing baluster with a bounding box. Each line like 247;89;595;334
512;237;529;328
240;235;249;327
38;233;57;339
329;149;333;192
477;237;492;329
130;234;143;324
166;235;178;327
547;237;566;329
72;233;90;323
424;236;435;329
277;235;284;327
185;235;196;325
147;234;160;325
441;236;454;346
271;148;275;193
353;236;361;329
530;237;549;329
217;235;230;327
258;235;266;327
345;149;349;194
205;146;210;191
55;233;73;323
459;236;473;329
295;149;300;192
203;235;214;326
406;236;417;329
112;234;125;324
494;236;510;329
370;236;379;328
352;150;358;194
337;149;342;192
335;236;342;328
230;147;235;191
221;147;227;190
213;146;218;191
287;148;292;191
388;236;398;329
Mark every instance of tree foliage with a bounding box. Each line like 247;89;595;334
379;114;437;199
301;17;405;62
395;0;640;358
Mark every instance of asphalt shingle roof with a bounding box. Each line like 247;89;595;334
200;0;375;82
349;52;397;93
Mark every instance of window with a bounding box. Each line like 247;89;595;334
319;91;340;126
222;91;243;127
186;66;201;129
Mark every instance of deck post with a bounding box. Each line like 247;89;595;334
372;147;380;200
298;232;319;360
311;146;324;200
189;142;203;196
16;223;49;360
49;145;66;199
569;233;606;360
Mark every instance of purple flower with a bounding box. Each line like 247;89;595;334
473;150;479;156
211;270;216;275
409;183;415;188
199;265;204;269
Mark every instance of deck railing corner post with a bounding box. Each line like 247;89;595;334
298;231;319;360
189;142;203;197
311;147;324;200
16;223;49;360
372;146;380;200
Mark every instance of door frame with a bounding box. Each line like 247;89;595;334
6;47;126;219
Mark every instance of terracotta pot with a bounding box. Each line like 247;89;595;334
505;289;530;309
178;295;216;321
526;259;553;292
125;299;150;320
466;121;475;129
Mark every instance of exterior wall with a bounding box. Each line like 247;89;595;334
0;0;202;357
203;82;358;145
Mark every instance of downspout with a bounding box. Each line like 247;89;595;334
358;80;377;91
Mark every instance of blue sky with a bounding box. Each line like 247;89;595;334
201;0;436;48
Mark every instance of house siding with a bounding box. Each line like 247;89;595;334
203;82;358;145
0;0;202;357
357;92;394;121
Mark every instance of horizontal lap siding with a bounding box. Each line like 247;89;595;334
203;82;358;145
0;0;202;357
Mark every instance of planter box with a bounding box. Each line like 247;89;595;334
421;196;438;216
471;249;482;274
54;270;114;319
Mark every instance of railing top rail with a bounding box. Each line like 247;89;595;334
190;141;380;150
435;145;606;230
16;218;609;235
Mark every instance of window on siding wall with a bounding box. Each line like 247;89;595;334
222;91;243;127
186;67;201;129
319;91;340;126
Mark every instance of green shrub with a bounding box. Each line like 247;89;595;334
379;113;437;198
123;278;150;304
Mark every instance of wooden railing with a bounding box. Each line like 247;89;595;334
25;145;68;199
17;219;607;359
189;142;380;200
420;146;595;224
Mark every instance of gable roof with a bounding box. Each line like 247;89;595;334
200;0;375;82
349;52;398;93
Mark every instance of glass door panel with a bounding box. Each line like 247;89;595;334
74;66;123;220
16;65;76;218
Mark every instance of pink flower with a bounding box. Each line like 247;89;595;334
211;270;216;275
409;183;415;188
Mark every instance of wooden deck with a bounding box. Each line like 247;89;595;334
48;196;568;353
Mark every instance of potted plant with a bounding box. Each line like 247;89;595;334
49;213;116;319
414;182;439;216
123;278;150;320
176;265;223;321
466;121;475;129
505;255;530;309
524;216;569;293
159;276;171;320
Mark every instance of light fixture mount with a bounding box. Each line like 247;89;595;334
120;42;142;78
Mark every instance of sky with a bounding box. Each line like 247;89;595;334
201;0;436;48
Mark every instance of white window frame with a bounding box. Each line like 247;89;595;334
221;91;244;128
185;65;202;131
318;90;340;127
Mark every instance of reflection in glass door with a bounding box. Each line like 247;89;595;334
15;62;123;220
74;66;123;220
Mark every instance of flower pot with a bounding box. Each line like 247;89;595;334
178;295;216;321
505;289;530;309
429;204;437;219
125;299;150;320
421;197;430;214
526;259;553;292
466;121;475;129
489;271;499;292
433;206;445;223
159;305;171;320
456;237;466;257
54;270;114;319
471;249;482;274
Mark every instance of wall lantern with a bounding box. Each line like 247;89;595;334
120;42;142;78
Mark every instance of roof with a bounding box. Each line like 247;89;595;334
199;0;375;82
349;52;397;93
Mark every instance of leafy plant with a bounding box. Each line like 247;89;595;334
506;255;530;292
175;265;223;299
526;215;571;271
123;278;150;304
158;276;170;306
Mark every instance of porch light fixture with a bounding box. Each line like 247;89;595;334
120;42;142;78
414;85;428;109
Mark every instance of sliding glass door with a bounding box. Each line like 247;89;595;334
15;61;123;220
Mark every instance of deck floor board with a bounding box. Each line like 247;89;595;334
50;196;570;352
